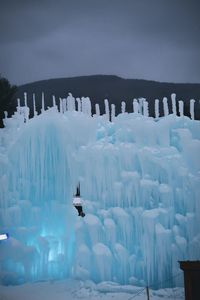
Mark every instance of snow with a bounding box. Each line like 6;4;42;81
0;279;184;300
0;95;200;291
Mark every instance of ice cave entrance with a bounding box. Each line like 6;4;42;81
6;115;77;282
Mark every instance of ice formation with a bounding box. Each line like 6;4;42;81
0;93;200;288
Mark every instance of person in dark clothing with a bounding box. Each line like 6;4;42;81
73;184;85;217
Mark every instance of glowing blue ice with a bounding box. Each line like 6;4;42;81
0;99;200;287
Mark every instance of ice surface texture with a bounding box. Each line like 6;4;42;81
0;98;200;287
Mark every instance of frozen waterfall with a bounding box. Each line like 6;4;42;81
0;94;200;288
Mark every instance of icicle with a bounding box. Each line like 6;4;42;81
76;98;81;112
133;99;139;113
52;95;56;107
104;99;110;121
178;100;184;117
24;107;30;122
17;98;21;108
81;97;86;114
190;99;195;120
59;98;63;113
89;100;92;116
83;99;87;115
163;97;169;116
86;97;92;116
67;93;71;111
3;111;8;127
121;101;126;114
71;94;76;111
62;98;67;113
24;92;27;107
33;94;37;117
66;93;75;111
111;104;116;122
95;104;100;116
17;98;21;114
171;93;177;115
143;100;149;117
41;92;45;113
155;99;159;119
81;96;92;116
138;98;145;114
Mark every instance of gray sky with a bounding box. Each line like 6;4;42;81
0;0;200;85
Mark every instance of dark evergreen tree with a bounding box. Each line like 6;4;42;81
0;75;17;127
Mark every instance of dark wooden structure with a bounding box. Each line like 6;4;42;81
179;261;200;300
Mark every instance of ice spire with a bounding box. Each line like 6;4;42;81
155;99;159;119
104;99;110;121
163;97;169;116
76;98;81;112
86;97;92;116
95;103;100;116
133;99;139;113
111;104;116;122
62;98;67;113
17;98;21;115
22;92;30;122
59;98;63;113
81;97;91;116
24;92;28;107
52;95;56;107
143;100;149;117
190;99;195;120
17;98;20;108
121;101;126;114
178;100;184;117
171;93;177;115
4;111;8;119
41;92;45;113
138;98;145;114
81;97;86;114
33;94;37;117
67;93;75;111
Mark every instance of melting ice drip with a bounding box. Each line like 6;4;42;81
0;93;200;287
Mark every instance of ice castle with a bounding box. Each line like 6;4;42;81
0;93;199;287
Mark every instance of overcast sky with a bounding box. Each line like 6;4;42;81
0;0;200;85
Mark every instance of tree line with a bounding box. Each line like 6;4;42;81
0;75;17;128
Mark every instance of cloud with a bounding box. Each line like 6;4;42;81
0;0;200;84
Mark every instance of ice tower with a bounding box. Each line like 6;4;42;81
0;95;200;288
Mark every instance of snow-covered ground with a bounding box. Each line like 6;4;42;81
0;279;184;300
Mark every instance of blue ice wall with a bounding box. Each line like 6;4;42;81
0;109;200;287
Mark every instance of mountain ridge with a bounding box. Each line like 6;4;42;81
18;74;200;86
14;75;200;119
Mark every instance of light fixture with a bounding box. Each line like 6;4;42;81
0;233;9;241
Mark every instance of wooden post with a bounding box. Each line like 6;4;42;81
179;261;200;300
146;286;150;300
